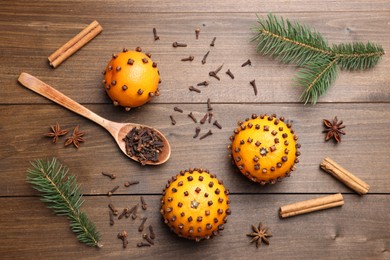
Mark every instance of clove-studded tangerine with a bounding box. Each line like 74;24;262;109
103;47;160;111
229;114;301;185
160;169;231;242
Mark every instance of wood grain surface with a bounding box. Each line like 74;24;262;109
0;0;389;259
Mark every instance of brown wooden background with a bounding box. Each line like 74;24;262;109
0;1;389;259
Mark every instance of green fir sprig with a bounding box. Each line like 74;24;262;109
27;158;102;248
252;13;385;104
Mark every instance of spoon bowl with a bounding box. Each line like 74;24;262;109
18;72;171;165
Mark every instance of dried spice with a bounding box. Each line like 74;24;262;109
123;127;164;165
138;217;148;232
44;122;68;143
247;222;272;248
323;116;346;143
118;231;128;248
241;59;252;67
195;28;200;39
102;172;116;179
210;37;216;46
124;180;140;187
153;28;160;40
64;125;85;148
181;56;194;61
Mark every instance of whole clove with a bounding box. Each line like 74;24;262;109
197;81;209;86
153;28;159;41
189;86;201;93
108;203;119;216
124;180;140;187
172;42;187;47
141;196;147;210
201;51;210;64
123;127;164;165
173;106;183;113
209;64;223;80
143;233;155;245
132;203;139;220
118;208;129;220
200;130;213;140
210;37;216;46
137;242;151;247
102;172;116;179
109;210;115;226
207;98;213;111
208;112;213;123
200;113;208;124
149;225;156;239
118;231;128;248
181;56;194;61
188;112;197;123
195;28;200;39
107;185;120;196
193;127;201;138
138;217;148;232
250;79;258;96
213;120;222;129
125;204;139;218
241;59;252;67
226;69;234;79
170;115;176;125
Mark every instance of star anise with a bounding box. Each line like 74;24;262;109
247;222;272;248
323;116;346;143
65;125;85;148
44;122;68;143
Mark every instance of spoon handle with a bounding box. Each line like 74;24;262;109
18;72;111;129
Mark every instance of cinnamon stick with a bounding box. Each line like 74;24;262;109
280;193;344;218
48;20;103;68
320;157;369;195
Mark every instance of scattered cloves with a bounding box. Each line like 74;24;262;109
250;80;257;96
181;55;194;61
107;185;120;196
189;86;201;93
170;115;176;125
188;112;197;123
226;69;234;79
200;113;208;124
138;217;148;232
241;59;252;67
125;204;139;218
195;28;200;39
209;64;223;80
172;42;187;47
124;180;140;187
102;172;116;180
210;37;216;47
173;106;183;113
108;203;119;216
118;208;129;220
153;28;159;40
202;51;210;64
213;120;222;129
141;196;147;210
200;130;213;140
149;225;156;239
193;127;201;138
118;231;128;248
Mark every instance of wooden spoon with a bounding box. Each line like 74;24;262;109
18;72;171;165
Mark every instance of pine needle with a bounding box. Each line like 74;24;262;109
27;158;102;248
252;13;385;104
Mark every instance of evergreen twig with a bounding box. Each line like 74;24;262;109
252;13;385;104
27;158;102;248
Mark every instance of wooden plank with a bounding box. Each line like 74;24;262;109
1;12;389;104
1;103;389;196
0;0;389;13
0;194;388;259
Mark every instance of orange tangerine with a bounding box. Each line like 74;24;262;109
229;114;301;184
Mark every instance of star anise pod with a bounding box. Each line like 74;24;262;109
65;125;85;149
247;222;272;248
44;122;68;143
323;116;346;143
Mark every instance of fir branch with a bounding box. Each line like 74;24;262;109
332;42;385;70
297;58;338;104
252;13;333;66
252;13;385;104
27;158;102;248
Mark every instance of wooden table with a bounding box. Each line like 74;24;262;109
1;1;389;259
